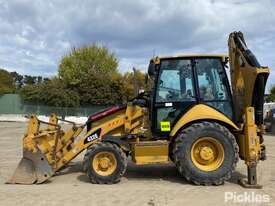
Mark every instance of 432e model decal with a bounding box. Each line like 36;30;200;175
84;128;101;144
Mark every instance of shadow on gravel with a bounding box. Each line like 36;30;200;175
76;161;187;184
227;171;246;184
124;162;186;184
54;161;83;176
55;160;244;186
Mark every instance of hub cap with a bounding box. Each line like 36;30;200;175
92;152;117;176
191;137;224;171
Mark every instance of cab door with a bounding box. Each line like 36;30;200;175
152;58;197;136
194;58;233;119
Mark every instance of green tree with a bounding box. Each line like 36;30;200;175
58;44;122;105
0;69;15;94
10;71;24;89
267;86;275;102
37;76;43;84
59;45;118;86
20;78;80;107
43;77;50;83
76;72;125;105
121;70;150;101
19;44;151;107
23;75;36;85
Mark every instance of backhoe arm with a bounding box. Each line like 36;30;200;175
228;31;270;188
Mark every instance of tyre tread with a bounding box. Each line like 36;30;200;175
83;142;127;184
173;121;239;186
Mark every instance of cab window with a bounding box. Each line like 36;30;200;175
195;58;232;118
156;59;195;102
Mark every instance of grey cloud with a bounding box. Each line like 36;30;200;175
0;0;274;89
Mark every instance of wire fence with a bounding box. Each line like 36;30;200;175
0;94;106;117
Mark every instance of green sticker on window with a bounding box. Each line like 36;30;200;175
160;121;170;132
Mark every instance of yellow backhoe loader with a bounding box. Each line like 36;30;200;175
7;31;270;188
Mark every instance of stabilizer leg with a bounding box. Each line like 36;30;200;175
239;163;262;189
238;107;263;189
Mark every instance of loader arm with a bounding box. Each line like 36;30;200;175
7;104;146;184
228;31;270;188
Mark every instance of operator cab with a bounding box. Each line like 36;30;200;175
148;54;233;136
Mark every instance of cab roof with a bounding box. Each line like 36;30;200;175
151;53;228;64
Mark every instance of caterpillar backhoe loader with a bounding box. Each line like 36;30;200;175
7;31;270;188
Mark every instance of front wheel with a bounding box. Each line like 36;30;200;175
83;142;127;184
173;122;239;185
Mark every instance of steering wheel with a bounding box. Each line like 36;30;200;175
167;90;178;100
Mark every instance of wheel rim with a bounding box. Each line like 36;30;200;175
191;137;224;172
92;151;117;176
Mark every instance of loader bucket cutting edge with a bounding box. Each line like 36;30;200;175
6;158;36;184
6;150;54;184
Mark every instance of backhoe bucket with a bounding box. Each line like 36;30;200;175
7;150;54;184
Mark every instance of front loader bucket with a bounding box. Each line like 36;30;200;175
7;114;85;184
7;158;36;184
7;150;54;184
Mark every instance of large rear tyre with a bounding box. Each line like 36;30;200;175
83;142;127;184
173;122;239;185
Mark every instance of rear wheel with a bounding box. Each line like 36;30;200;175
173;122;239;185
83;142;127;184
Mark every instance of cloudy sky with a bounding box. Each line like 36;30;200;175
0;0;274;90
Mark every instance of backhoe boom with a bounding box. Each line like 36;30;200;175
228;31;270;188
